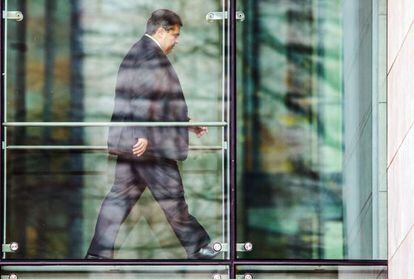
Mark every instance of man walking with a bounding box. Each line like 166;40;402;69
86;9;217;260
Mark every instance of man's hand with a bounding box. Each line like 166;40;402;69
132;138;148;157
189;126;208;138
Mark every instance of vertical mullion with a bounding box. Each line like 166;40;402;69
229;0;237;272
2;0;7;123
1;126;5;260
221;0;228;259
1;0;6;260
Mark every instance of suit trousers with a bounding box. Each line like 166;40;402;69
87;156;211;258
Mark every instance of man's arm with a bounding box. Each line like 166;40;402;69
129;59;169;156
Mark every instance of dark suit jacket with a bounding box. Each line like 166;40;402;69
108;35;189;161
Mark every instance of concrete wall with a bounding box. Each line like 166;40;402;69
387;0;414;277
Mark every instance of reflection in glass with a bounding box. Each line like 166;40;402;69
85;9;215;260
6;149;224;259
4;0;226;260
1;266;229;279
237;266;387;279
6;0;224;122
236;0;383;259
6;129;223;259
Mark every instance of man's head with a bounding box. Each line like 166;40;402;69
146;9;182;54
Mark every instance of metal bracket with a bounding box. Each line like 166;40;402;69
239;242;253;252
2;11;24;21
2;141;5;150
212;241;253;252
2;242;19;253
222;141;228;149
236;11;245;21
206;11;245;22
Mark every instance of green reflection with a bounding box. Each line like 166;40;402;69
6;149;224;259
5;0;225;259
1;265;229;279
236;266;387;279
236;0;373;260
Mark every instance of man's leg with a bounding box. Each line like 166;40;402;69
134;159;211;258
87;158;146;258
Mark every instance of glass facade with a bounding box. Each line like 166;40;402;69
4;0;228;260
1;266;229;278
1;0;387;277
235;0;386;260
236;266;387;278
0;265;387;278
236;0;344;259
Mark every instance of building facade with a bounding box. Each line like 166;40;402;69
387;0;414;277
0;0;409;277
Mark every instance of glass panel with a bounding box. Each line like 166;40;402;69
236;266;387;279
5;0;225;122
3;0;228;260
1;266;229;278
236;0;384;259
5;127;225;259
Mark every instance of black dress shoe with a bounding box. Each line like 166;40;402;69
84;254;106;260
188;245;220;260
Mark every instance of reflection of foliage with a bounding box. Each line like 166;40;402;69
238;0;344;259
8;0;225;259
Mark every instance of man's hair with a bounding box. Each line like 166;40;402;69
146;9;183;35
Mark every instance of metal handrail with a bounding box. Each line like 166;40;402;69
2;121;227;127
5;145;223;150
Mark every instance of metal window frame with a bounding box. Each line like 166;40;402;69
2;121;227;127
1;0;7;264
0;0;388;278
2;122;227;150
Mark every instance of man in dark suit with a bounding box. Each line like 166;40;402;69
86;9;217;260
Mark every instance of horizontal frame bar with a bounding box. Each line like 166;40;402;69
3;122;227;127
0;264;229;272
5;145;224;150
0;260;388;266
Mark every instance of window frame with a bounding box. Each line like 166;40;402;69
0;0;388;277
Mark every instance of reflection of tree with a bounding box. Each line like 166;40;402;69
32;0;57;256
67;0;85;257
10;0;28;259
240;0;343;259
43;0;55;133
8;0;224;259
8;0;86;259
13;0;27;125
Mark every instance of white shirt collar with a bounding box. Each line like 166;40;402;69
145;34;162;50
